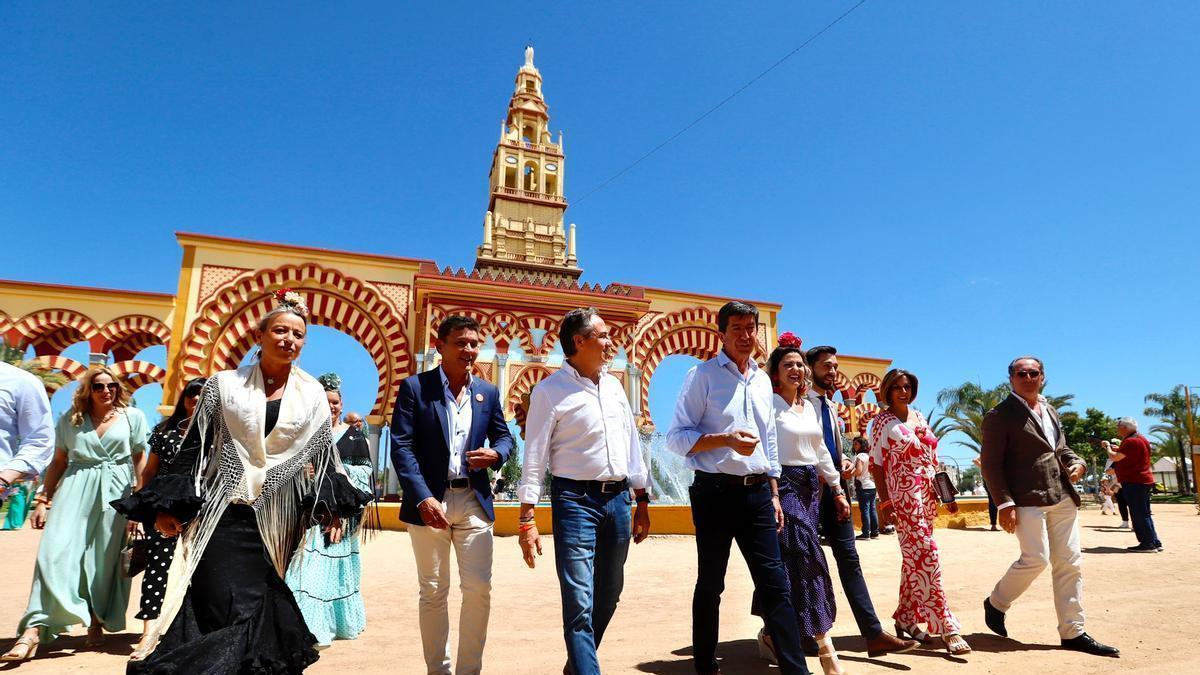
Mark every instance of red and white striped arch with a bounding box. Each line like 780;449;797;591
850;372;881;394
109;359;167;391
30;355;88;394
506;363;552;417
100;315;171;362
854;402;881;435
635;319;724;415
14;309;101;356
180;263;410;420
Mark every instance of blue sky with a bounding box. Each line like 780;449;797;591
3;3;1197;469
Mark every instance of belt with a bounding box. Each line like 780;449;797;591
447;478;471;489
694;471;769;488
554;477;630;494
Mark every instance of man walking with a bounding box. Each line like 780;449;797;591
391;316;515;675
805;346;918;657
980;356;1118;656
1;360;54;508
1107;417;1161;552
518;308;651;675
666;301;811;675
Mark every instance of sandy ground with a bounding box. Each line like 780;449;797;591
0;503;1196;674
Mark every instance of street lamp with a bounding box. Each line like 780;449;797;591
1183;385;1199;507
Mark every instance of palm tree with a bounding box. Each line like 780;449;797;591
1144;386;1197;495
936;381;1073;454
1;341;67;389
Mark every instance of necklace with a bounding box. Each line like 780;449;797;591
93;409;117;426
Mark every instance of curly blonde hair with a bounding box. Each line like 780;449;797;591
70;366;131;426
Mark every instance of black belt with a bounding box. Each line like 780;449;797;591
448;478;471;489
694;471;769;488
554;476;630;494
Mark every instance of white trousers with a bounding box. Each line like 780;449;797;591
989;497;1085;639
408;487;494;675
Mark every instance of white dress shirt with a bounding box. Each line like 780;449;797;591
774;394;839;487
518;360;648;505
665;350;780;478
0;362;55;479
439;367;473;480
995;393;1060;510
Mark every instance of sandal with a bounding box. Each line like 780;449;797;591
1;635;39;662
942;633;972;655
817;636;849;675
85;624;104;649
894;621;933;644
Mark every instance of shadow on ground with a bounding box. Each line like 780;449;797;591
0;632;137;669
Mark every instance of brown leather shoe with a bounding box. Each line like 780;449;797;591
866;631;919;657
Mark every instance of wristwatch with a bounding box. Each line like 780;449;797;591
635;493;651;504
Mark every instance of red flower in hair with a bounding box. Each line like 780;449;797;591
778;331;803;349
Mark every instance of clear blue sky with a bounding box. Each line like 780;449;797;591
3;3;1197;468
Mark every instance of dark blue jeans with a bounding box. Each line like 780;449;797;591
690;477;810;675
551;478;632;675
857;488;878;537
819;484;883;639
1120;482;1161;548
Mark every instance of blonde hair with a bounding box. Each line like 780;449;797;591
70;366;131;426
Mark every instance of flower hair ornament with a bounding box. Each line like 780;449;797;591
317;372;342;392
273;288;310;317
778;331;803;350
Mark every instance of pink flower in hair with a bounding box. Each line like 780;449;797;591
778;331;803;349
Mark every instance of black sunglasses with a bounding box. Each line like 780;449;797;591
91;382;121;392
1013;370;1043;379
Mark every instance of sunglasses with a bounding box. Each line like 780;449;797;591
91;382;121;393
1013;370;1043;379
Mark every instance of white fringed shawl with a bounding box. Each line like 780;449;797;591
142;363;342;652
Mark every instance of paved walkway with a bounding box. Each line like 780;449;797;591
1;503;1196;674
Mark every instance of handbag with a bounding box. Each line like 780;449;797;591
121;531;151;577
933;471;958;504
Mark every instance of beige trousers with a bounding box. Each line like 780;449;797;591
408;487;494;675
989;497;1085;639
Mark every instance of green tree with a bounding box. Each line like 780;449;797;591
1143;386;1198;495
936;381;1074;455
1;341;67;389
1059;407;1119;467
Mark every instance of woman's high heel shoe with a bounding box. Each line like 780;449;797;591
0;636;39;662
817;636;849;675
894;621;933;644
942;633;972;655
757;626;778;665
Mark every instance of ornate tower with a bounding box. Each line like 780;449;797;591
475;46;581;284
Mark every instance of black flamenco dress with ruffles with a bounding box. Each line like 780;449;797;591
115;399;369;675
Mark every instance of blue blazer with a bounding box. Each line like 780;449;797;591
390;368;515;525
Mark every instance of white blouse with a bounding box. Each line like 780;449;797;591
773;394;840;487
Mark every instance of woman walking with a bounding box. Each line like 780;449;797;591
2;368;149;662
115;290;370;673
754;334;851;675
869;369;970;656
131;377;206;654
285;372;374;648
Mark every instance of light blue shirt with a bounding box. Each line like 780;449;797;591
665;350;780;477
0;362;55;478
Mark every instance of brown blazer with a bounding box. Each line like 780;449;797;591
981;394;1085;508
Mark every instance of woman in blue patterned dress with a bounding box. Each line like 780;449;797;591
286;372;374;648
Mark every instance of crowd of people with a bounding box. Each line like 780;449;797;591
0;294;1168;673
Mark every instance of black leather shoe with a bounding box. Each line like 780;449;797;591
983;598;1007;637
1061;633;1119;657
1126;544;1159;553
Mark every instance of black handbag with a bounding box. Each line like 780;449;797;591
121;531;151;577
933;471;958;504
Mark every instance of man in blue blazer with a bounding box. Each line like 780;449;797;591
391;315;514;675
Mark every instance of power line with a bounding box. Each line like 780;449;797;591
573;0;869;206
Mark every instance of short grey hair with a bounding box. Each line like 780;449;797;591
1116;417;1138;430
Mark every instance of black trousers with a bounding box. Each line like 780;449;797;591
1115;488;1130;521
983;481;998;527
689;477;810;675
818;484;883;639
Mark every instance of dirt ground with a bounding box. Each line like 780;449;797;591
1;503;1195;674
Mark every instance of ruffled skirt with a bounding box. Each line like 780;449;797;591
128;505;319;675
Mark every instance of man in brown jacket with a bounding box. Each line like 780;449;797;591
980;356;1119;657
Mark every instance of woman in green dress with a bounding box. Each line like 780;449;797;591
286;372;374;648
1;367;148;662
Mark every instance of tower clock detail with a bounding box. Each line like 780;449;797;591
475;46;581;284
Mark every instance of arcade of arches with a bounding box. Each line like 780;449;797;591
0;47;892;491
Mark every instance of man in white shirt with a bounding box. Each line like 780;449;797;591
0;361;54;500
391;316;515;675
666;301;811;675
519;308;650;675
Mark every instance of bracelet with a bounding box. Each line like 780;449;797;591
518;516;535;523
518;522;536;531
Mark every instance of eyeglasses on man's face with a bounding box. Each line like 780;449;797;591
1013;370;1043;379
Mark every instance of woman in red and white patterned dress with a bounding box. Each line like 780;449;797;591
868;369;971;656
